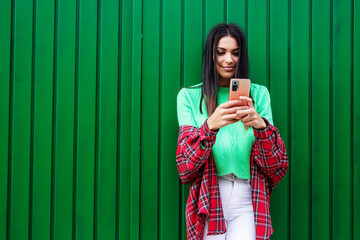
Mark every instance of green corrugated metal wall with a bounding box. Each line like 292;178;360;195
0;0;359;239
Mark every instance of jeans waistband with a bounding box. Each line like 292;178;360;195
218;173;250;184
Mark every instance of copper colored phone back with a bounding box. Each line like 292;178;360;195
229;78;251;106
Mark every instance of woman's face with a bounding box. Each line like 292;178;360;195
215;35;239;86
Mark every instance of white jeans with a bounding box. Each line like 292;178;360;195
203;174;256;240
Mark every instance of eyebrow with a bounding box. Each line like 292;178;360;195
217;47;239;51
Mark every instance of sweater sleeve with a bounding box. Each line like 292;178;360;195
255;86;274;125
176;89;218;184
177;89;197;127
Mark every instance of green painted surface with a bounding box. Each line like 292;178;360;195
10;0;33;239
332;1;352;239
96;0;119;239
131;0;141;239
290;0;310;239
0;0;11;239
75;0;97;239
118;0;132;239
159;0;181;239
140;0;160;239
248;0;268;87
268;0;289;239
31;0;54;239
52;0;76;239
354;1;360;239
311;0;330;239
0;1;358;240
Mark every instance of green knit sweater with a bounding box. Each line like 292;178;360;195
176;83;273;179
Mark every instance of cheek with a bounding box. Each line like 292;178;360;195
216;56;223;66
215;59;222;71
234;57;239;65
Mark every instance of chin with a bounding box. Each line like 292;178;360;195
221;74;235;80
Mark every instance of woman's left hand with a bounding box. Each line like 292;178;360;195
235;96;267;129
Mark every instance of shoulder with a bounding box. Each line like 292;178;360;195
250;84;271;112
251;84;270;101
250;83;269;95
177;83;202;104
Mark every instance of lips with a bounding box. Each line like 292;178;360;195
222;66;235;71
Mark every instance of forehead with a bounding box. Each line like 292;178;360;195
217;36;238;49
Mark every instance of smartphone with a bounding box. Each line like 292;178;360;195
228;78;251;106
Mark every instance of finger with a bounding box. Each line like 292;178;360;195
224;118;240;126
235;109;252;119
239;96;254;108
228;119;240;124
221;100;243;108
243;120;257;127
241;114;253;123
222;113;239;121
222;106;249;115
240;111;258;122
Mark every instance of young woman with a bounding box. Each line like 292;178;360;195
176;23;288;240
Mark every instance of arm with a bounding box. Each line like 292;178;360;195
176;121;217;184
239;86;288;194
176;88;241;184
252;118;288;195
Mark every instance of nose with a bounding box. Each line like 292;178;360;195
225;53;234;64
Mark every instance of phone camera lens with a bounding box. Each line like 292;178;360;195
232;81;238;91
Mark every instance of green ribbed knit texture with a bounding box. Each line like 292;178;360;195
177;83;273;179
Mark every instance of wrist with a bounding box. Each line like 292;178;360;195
254;118;267;130
206;118;218;131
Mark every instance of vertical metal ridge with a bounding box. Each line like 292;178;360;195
329;0;334;239
350;0;354;239
116;0;123;238
179;181;183;240
50;0;59;238
157;0;163;237
72;0;80;239
179;0;185;237
29;0;37;238
130;0;141;237
180;0;184;89
266;0;270;90
138;0;144;236
93;0;101;239
7;0;15;239
139;0;144;236
223;0;227;22
308;0;313;239
202;0;205;48
287;0;291;239
245;0;248;39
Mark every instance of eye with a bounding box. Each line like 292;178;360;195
232;51;239;56
217;50;225;55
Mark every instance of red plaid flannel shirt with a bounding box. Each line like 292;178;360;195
176;118;288;240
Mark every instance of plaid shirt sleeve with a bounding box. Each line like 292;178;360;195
176;121;218;184
250;118;288;239
253;118;288;195
176;121;226;240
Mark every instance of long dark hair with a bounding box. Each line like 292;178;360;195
200;23;249;116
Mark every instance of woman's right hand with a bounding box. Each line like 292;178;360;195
206;100;249;131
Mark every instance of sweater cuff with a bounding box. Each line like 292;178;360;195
253;118;278;139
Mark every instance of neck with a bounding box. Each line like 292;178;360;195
218;78;230;87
